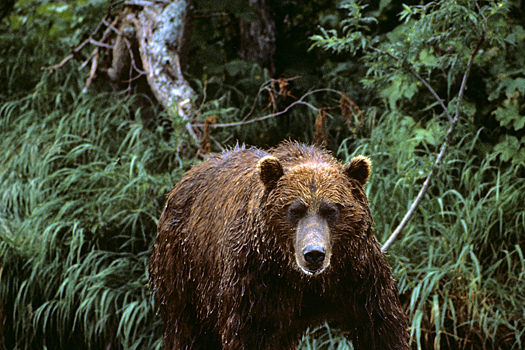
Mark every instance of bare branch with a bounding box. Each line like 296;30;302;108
124;0;156;6
78;50;97;70
234;76;301;123
192;88;344;128
82;50;99;93
42;15;114;71
89;38;114;49
43;54;75;72
381;32;486;253
78;21;118;72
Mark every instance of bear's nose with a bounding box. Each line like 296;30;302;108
303;245;326;270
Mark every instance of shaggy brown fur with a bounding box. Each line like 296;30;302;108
149;142;409;350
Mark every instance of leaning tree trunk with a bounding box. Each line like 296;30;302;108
50;0;277;142
133;0;197;140
98;0;197;141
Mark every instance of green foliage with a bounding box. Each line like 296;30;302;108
1;3;184;346
344;118;525;349
488;72;525;164
313;0;525;348
2;0;525;349
310;2;376;54
1;4;193;347
0;69;189;349
313;0;525;165
314;1;502;95
298;323;354;350
0;0;106;98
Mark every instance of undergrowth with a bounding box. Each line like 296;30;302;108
2;0;525;349
0;68;191;348
3;74;523;349
339;113;525;349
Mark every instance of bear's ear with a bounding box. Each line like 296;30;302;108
257;156;284;189
343;155;371;185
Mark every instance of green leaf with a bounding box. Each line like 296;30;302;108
505;77;525;97
413;121;444;147
380;0;392;11
380;75;419;110
419;49;440;68
514;116;525;130
494;135;521;162
493;103;524;131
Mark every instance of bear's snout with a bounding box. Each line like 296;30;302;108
302;245;326;271
295;214;332;275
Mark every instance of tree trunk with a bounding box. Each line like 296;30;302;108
104;0;276;140
111;0;197;140
239;0;276;76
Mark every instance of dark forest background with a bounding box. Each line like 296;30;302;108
1;0;524;349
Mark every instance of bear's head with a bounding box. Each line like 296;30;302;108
257;154;372;276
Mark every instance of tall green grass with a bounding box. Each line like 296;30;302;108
0;67;192;348
298;323;354;350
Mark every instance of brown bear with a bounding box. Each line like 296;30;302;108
149;142;409;350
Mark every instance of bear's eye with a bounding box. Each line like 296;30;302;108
287;200;307;223
319;202;340;224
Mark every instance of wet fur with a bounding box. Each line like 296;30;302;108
149;142;409;349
